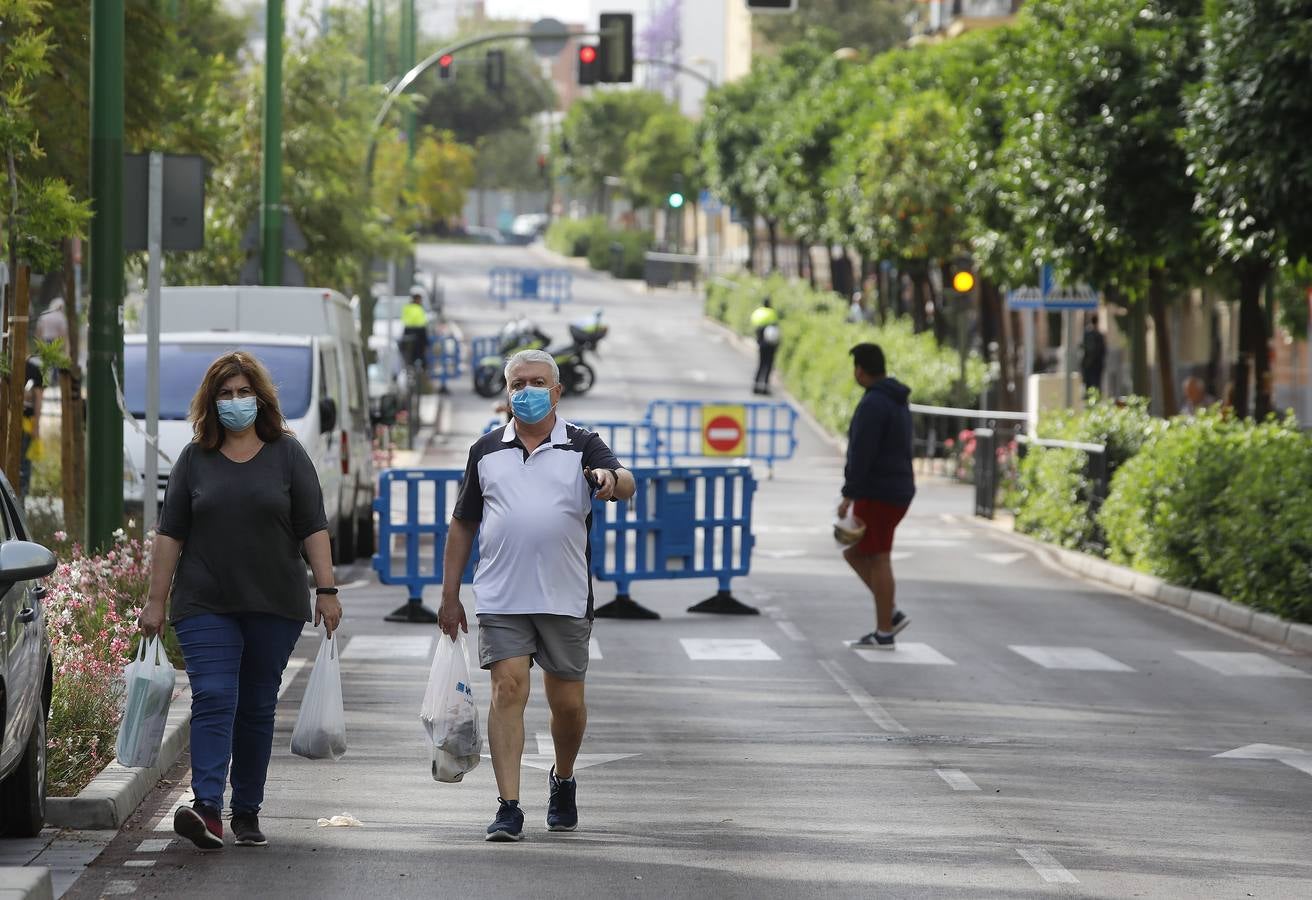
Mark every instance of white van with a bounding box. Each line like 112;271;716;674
124;287;375;563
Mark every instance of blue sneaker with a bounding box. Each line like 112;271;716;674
486;798;524;842
851;630;896;649
547;767;578;832
889;609;911;636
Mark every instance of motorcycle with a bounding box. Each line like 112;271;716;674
472;310;608;398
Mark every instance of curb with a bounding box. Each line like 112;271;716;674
966;518;1312;655
46;678;192;830
0;867;51;900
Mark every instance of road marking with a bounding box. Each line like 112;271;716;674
135;839;172;854
890;551;913;562
1016;847;1079;884
758;549;808;559
896;539;965;548
935;768;980;791
589;637;602;659
278;658;307;699
818;660;908;733
850;642;956;666
775;620;806;642
123;860;156;868
680;638;780;661
1177;651;1310;678
1214;743;1312;778
508;733;639;771
103;882;137;896
341;635;433;660
978;552;1026;565
1009;645;1135;672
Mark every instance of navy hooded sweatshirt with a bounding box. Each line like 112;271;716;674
842;377;916;505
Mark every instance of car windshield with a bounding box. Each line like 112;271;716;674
125;343;313;420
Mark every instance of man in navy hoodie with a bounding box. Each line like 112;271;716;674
838;343;916;649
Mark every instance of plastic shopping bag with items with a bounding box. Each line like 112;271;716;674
115;636;177;768
291;633;347;760
420;633;482;783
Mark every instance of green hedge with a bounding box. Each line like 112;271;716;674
705;273;988;435
546;217;653;279
1012;399;1158;552
1099;413;1312;622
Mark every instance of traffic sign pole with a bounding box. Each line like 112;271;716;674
260;0;284;286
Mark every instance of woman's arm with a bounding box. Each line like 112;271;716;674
304;529;341;635
139;533;183;637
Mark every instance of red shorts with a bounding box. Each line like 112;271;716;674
851;499;909;555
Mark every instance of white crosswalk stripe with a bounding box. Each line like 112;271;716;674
1177;651;1310;678
1009;645;1135;672
680;638;780;661
850;642;956;665
589;637;602;659
341;635;434;660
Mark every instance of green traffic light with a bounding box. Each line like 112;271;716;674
668;192;685;209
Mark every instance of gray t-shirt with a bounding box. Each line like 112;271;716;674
158;436;329;624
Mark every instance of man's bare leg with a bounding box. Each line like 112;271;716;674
870;552;895;632
488;656;532;800
543;673;587;779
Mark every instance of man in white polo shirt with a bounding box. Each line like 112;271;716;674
439;349;635;842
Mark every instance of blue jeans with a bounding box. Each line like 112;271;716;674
174;613;303;814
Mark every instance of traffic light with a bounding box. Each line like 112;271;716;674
668;191;685;209
745;0;798;10
577;44;599;85
598;12;633;83
485;50;505;90
438;54;454;80
950;258;976;295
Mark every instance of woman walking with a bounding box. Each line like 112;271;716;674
139;351;342;850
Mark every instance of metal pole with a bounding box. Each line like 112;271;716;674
144;152;162;538
403;0;416;157
1063;310;1076;408
88;0;125;552
260;0;284;286
367;0;377;83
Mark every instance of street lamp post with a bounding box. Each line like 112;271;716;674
260;0;284;285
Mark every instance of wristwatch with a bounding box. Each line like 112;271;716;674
315;587;339;596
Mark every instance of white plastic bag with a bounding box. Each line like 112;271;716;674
290;633;347;760
420;634;481;783
116;636;177;768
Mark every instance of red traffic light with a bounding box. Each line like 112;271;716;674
579;46;597;64
439;54;453;67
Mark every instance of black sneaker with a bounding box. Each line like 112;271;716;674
851;630;896;650
231;812;268;847
486;798;524;842
174;801;224;850
547;767;578;832
889;609;911;636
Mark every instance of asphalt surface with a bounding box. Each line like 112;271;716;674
60;242;1312;899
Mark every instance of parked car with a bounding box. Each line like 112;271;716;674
463;225;508;245
124;286;376;563
0;472;56;837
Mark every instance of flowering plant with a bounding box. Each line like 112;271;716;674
42;528;157;796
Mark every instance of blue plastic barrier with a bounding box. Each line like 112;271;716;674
591;465;758;618
481;418;662;466
488;267;573;311
469;335;502;366
431;334;463;393
642;399;799;476
373;468;477;623
371;464;759;622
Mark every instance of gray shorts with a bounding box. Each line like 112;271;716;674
477;614;592;681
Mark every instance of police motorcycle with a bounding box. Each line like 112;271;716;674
472;309;608;398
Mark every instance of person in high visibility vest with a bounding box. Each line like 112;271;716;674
749;297;781;395
400;291;430;373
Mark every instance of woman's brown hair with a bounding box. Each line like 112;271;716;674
189;351;294;449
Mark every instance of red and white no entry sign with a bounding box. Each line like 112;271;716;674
701;405;747;456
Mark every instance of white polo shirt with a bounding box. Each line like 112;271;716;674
452;417;622;618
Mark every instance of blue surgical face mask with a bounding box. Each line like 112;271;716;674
217;396;259;431
510;385;555;425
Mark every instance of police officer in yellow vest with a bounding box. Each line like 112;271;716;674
400;290;430;373
750;297;780;395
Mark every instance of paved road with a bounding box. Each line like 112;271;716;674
62;243;1312;899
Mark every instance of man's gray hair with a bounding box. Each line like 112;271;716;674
505;348;559;385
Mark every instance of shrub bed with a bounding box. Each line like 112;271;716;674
1012;398;1158;552
1099;413;1312;622
705;273;988;435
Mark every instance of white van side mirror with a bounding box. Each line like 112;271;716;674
319;398;338;434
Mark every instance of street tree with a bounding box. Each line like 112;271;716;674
622;108;697;211
374;127;477;231
1182;0;1312;418
558;90;668;209
753;1;913;57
